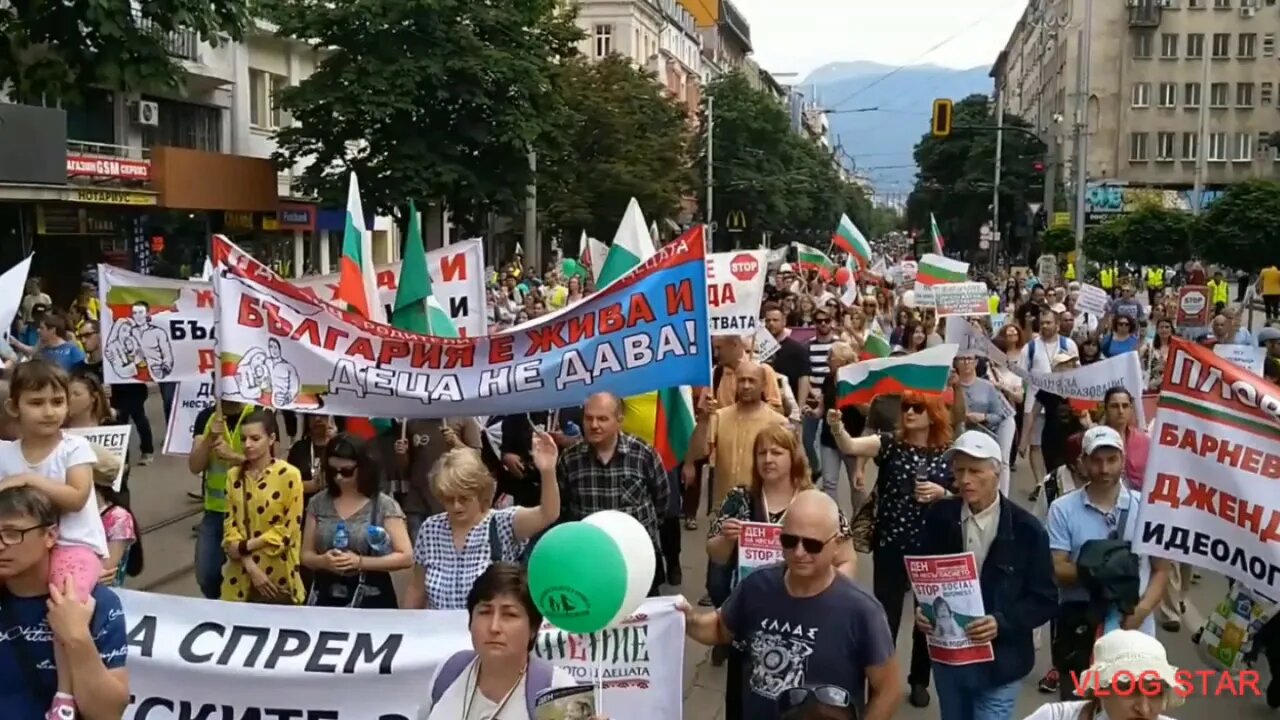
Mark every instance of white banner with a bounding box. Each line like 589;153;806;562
1011;351;1146;423
213;234;711;418
118;590;684;720
706;250;766;336
162;380;217;456
1134;338;1280;595
1214;343;1266;376
97;241;486;384
1076;284;1110;317
65;424;131;490
931;282;989;317
0;256;32;340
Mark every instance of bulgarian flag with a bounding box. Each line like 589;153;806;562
916;253;969;287
392;200;457;337
837;344;958;406
833;213;872;269
793;242;836;278
860;321;892;360
581;231;609;284
930;212;946;254
598;200;697;472
864;256;887;284
335;172;385;324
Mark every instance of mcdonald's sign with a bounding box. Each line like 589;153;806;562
725;209;747;234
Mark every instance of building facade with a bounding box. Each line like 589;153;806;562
995;0;1280;223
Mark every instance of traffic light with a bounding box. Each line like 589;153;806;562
931;99;953;138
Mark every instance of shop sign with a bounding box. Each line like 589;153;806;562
66;154;151;181
36;206;121;235
72;188;156;205
224;211;255;231
276;204;316;232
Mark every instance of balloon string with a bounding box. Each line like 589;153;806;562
595;635;604;715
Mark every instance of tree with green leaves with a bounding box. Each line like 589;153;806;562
268;0;581;229
1200;179;1280;271
1041;226;1075;255
1082;219;1125;265
537;56;693;242
1113;206;1195;266
906;93;1045;257
1;0;251;103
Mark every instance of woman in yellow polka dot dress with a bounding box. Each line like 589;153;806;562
221;409;305;604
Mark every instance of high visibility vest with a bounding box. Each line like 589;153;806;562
1147;268;1164;289
1064;262;1076;281
1100;268;1115;290
200;405;254;513
1208;279;1230;306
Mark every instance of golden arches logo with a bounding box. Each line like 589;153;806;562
726;210;746;232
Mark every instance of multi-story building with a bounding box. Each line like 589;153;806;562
994;0;1280;223
652;0;705;114
678;0;752;75
575;0;665;66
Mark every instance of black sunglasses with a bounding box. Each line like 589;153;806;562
902;402;927;415
327;464;357;477
780;532;837;554
777;685;853;714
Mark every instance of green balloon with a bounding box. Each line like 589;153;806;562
560;258;585;279
528;522;627;634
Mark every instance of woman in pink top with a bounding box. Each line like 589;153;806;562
1101;388;1151;489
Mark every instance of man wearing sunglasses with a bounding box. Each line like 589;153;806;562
915;430;1058;720
679;490;901;720
777;684;857;720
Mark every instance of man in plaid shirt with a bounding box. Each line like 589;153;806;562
557;392;671;595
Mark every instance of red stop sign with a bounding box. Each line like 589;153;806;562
730;253;759;282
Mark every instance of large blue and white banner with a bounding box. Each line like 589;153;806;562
212;234;711;419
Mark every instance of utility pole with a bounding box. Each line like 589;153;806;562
706;95;715;250
1072;0;1094;272
524;150;538;269
992;86;1005;271
1192;42;1211;214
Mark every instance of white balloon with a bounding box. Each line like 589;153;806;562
901;290;917;308
584;510;656;627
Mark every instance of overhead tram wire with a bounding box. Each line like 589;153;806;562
824;0;1026;112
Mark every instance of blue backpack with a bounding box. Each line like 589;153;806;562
429;650;556;717
1027;335;1068;370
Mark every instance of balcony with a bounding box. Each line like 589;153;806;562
719;0;752;53
135;16;199;61
1127;0;1162;27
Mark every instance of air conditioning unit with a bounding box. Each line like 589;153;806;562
132;100;159;127
1241;6;1257;15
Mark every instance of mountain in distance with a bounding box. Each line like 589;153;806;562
802;62;994;198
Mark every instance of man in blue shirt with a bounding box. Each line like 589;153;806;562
0;487;129;719
34;311;85;372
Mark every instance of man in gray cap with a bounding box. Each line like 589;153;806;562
1259;326;1280;382
915;430;1057;719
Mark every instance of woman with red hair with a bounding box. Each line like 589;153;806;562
827;390;955;709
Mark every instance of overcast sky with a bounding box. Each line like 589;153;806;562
731;0;1027;78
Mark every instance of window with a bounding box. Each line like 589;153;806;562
1161;33;1179;58
1187;33;1205;58
1237;82;1255;106
1265;33;1276;56
1235;132;1254;160
1159;82;1178;106
1209;131;1227;160
1130;132;1150;161
1132;82;1151;107
1211;82;1230;106
1263;82;1274;105
1185;81;1202;107
1182;132;1199;160
1189;0;1205;6
1239;33;1257;58
1157;132;1177;160
140;98;222;152
594;24;613;57
248;69;286;129
1212;33;1231;58
1214;0;1231;7
1133;32;1153;59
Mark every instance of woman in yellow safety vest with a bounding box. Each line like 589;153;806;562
1146;267;1164;305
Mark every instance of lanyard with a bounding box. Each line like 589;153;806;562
461;661;525;719
762;490;797;521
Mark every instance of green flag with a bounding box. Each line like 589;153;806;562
392;200;458;337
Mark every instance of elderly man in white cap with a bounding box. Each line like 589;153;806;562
1046;426;1171;700
916;430;1058;720
1024;629;1183;720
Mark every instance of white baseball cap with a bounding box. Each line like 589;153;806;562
1083;425;1125;455
943;430;1003;463
779;263;794;273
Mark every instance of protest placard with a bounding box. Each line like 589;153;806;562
906;553;995;665
737;522;783;582
212;233;712;419
706;250;766;335
1214;343;1266;376
162;380;218;456
1076;284;1110;316
66;425;131;490
931;282;990;317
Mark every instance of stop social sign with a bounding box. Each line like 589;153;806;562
706;250;767;336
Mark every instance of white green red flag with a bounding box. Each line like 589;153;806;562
860;322;892;360
930;213;946;254
793;242;836;278
833;213;872;269
334;172;385;324
916;253;969;287
837;343;958;406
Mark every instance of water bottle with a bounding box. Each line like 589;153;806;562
333;521;350;551
367;525;390;556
